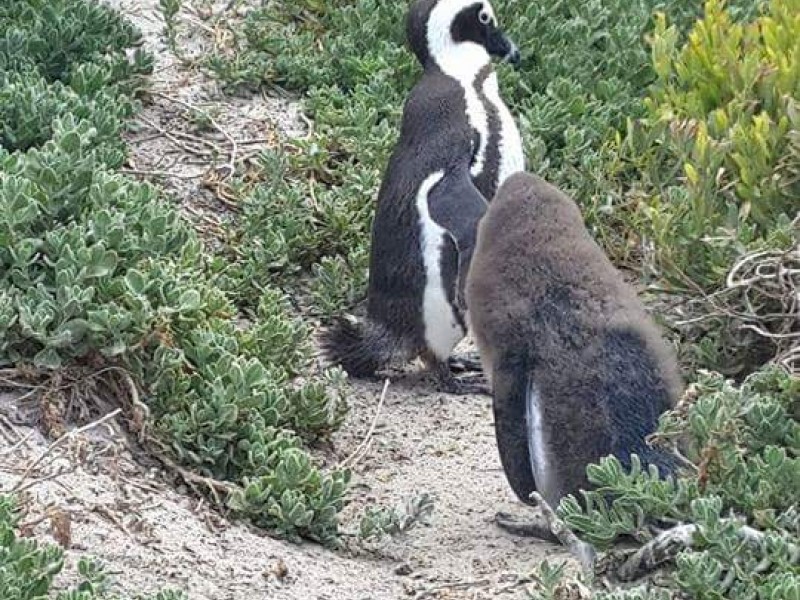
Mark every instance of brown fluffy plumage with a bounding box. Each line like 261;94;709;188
466;172;683;508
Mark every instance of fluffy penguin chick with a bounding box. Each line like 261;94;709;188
320;0;522;393
466;172;683;509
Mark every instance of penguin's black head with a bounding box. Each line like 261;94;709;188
407;0;521;69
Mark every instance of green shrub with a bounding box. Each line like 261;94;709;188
554;367;800;597
0;119;198;369
0;70;133;153
622;0;799;288
0;0;151;153
219;144;376;312
229;449;350;543
0;0;148;83
0;0;350;543
0;494;184;600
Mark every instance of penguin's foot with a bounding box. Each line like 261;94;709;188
494;511;558;543
420;350;489;395
447;353;484;374
422;354;489;395
497;499;598;573
444;377;490;396
436;369;490;396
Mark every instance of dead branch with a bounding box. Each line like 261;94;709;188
14;465;77;494
1;430;34;456
670;242;800;375
136;115;217;157
153;92;238;178
615;520;800;582
416;578;491;599
108;367;149;442
531;492;598;574
337;378;390;470
121;168;202;180
8;409;122;493
146;437;236;505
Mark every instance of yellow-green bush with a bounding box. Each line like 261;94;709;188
625;0;798;288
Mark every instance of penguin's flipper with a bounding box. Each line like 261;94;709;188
426;171;488;309
491;357;538;506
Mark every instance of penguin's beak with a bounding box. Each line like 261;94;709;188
505;42;522;68
486;27;522;69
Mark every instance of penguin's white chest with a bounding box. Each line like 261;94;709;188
415;172;466;361
432;45;524;191
435;48;491;180
482;73;525;187
462;83;489;179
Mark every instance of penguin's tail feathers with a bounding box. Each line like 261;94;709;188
317;316;401;378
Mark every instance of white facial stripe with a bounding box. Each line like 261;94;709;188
416;171;466;360
426;1;493;178
427;0;496;66
424;0;524;190
483;3;497;25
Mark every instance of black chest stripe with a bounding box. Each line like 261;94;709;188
472;64;502;199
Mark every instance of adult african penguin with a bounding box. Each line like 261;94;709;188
408;0;526;198
319;0;524;393
465;172;684;513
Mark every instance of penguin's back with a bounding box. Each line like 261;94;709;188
469;172;682;403
467;172;682;504
366;69;477;343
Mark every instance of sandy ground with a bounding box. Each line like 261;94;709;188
0;367;566;600
0;1;568;598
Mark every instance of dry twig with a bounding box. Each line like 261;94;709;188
8;409;122;493
147;438;236;505
14;465;77;494
1;430;35;456
615;520;800;582
531;492;598;574
416;578;491;599
136;115;218;157
337;378;390;470
121;168;202;180
671;241;800;375
153;92;238;178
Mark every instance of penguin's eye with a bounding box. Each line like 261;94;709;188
478;9;492;25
